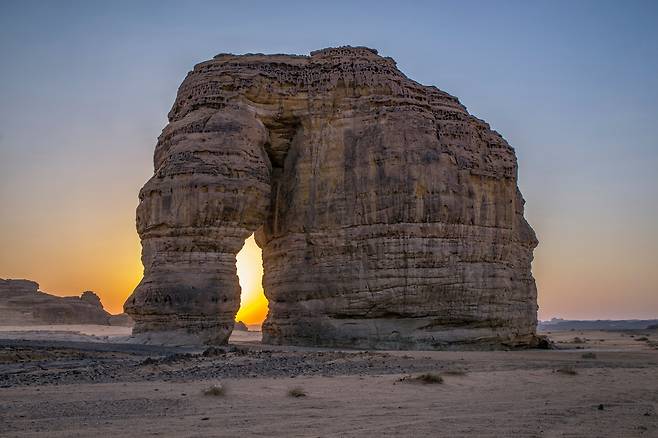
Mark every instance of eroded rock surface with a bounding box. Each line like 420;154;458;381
0;279;120;325
125;46;538;349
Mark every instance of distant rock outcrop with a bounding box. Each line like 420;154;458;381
109;313;135;327
125;46;538;349
80;290;103;307
0;278;132;326
234;321;249;332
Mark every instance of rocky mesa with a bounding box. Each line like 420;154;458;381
0;278;131;326
125;46;539;349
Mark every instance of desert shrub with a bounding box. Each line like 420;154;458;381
203;384;225;397
635;336;649;342
581;352;597;359
288;387;306;397
555;366;578;375
573;337;585;344
399;373;444;384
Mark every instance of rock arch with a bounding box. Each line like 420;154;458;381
124;47;539;349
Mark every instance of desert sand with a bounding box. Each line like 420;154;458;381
0;326;656;437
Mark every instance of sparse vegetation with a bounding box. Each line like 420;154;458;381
581;352;597;359
399;373;444;384
573;337;585;344
203;384;226;397
288;387;307;397
635;336;649;342
555;366;578;375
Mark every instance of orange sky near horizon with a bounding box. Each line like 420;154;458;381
234;235;269;325
2;216;657;324
0;226;269;324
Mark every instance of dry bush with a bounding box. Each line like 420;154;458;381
203;384;226;397
288;387;306;398
555;366;578;375
581;352;597;359
635;336;649;342
399;373;444;384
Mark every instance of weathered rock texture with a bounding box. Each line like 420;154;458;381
125;46;538;349
0;279;122;325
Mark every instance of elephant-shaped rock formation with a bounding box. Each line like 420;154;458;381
124;46;539;349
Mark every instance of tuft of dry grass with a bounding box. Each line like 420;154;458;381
555;366;578;375
581;352;597;359
287;387;306;398
203;384;226;397
399;373;444;384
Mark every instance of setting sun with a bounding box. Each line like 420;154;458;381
235;234;268;325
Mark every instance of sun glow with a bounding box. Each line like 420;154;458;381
235;234;269;325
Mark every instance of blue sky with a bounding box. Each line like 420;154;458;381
1;0;657;318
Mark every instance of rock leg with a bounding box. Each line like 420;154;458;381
124;107;271;344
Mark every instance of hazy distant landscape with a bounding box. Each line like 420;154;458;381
539;319;658;331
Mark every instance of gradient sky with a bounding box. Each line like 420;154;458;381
1;0;657;322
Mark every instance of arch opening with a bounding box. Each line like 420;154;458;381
235;233;268;328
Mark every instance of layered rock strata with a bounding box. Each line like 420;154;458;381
125;46;538;349
0;279;121;325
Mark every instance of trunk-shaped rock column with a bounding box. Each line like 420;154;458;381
124;106;271;344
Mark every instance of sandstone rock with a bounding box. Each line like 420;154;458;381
109;313;135;327
80;291;103;308
125;46;538;349
0;279;39;297
0;278;112;325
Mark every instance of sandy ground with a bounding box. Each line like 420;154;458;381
0;326;657;437
0;325;132;341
